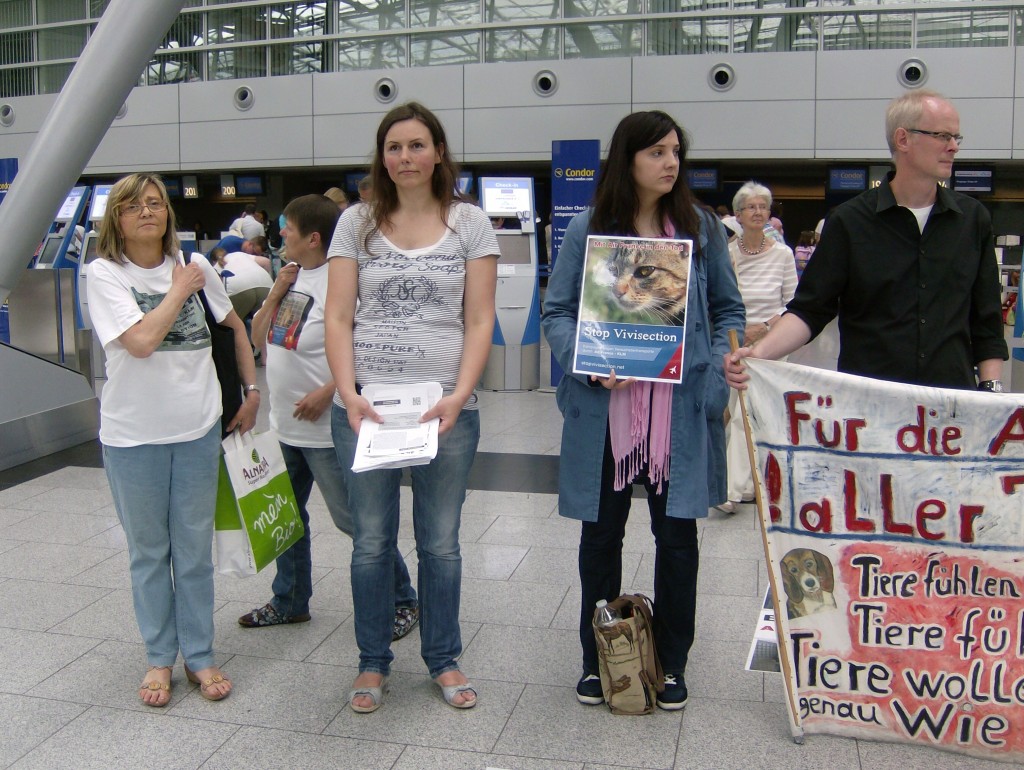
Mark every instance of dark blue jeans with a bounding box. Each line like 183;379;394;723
578;435;699;676
332;404;478;678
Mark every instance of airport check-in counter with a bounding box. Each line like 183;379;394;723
6;268;80;367
77;232;108;390
482;229;541;391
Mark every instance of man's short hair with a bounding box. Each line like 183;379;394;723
885;89;947;153
248;235;269;255
357;176;372;193
283;194;341;251
244;203;257;215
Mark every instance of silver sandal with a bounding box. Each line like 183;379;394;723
437;680;477;709
349;675;388;713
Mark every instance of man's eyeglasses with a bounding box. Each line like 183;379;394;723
120;200;167;216
907;128;963;146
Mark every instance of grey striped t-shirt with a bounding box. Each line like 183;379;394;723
327;201;498;407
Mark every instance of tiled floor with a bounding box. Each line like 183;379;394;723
0;385;1010;769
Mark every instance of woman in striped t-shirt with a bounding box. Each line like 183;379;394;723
324;102;498;713
718;181;798;512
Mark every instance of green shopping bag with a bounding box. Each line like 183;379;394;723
214;430;303;577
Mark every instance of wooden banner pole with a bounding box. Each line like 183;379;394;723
728;329;804;744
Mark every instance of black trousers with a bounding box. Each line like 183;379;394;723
578;434;699;676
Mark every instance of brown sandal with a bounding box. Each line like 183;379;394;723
185;665;232;701
139;665;172;707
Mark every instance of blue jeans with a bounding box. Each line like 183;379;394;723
102;423;221;671
272;443;416;617
332;404;479;678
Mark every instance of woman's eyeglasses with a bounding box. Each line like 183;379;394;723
120;200;167;216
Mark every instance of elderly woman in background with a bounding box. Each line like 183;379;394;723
717;181;798;513
87;173;259;705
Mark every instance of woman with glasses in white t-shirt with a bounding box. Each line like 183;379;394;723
88;173;258;706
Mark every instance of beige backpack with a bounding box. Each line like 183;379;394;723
593;593;664;715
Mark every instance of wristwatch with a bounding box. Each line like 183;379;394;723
978;380;1004;393
243;384;260;395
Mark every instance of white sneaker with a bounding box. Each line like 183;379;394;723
713;501;737;514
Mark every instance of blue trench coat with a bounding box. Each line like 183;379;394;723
541;207;745;522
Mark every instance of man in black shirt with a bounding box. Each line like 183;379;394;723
726;90;1007;392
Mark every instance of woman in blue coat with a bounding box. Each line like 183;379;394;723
541;111;744;710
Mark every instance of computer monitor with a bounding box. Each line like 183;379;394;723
479;177;533;219
83;233;100;264
55;187;87;223
35;235;64;267
89;184;113;222
495;231;534;266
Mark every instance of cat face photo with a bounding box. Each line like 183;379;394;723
581;239;691;326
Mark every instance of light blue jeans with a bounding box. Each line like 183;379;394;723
272;443;416;617
332;404;479;678
102;423;220;671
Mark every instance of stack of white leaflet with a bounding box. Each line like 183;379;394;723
350;382;442;472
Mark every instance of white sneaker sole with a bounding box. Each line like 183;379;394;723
657;696;688;710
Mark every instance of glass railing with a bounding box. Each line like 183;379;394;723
0;0;1020;95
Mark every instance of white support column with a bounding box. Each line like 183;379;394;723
0;0;186;302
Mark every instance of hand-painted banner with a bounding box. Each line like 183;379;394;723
744;359;1024;764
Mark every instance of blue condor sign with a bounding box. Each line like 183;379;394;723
686;167;718;191
828;168;867;192
551;139;600;269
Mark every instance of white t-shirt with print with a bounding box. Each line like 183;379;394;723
88;252;233;447
327;202;498;406
264;262;333;448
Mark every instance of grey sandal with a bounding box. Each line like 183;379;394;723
349;675;389;713
437;681;477;709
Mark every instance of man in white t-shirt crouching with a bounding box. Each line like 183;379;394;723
239;194;419;639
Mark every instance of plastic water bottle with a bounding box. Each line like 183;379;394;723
595;599;621;627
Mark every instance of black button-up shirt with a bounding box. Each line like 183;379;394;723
787;175;1007;389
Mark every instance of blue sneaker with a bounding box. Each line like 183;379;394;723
576;673;604;705
657;673;688;710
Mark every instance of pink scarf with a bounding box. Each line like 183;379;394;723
607;221;677;493
609;381;673;492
